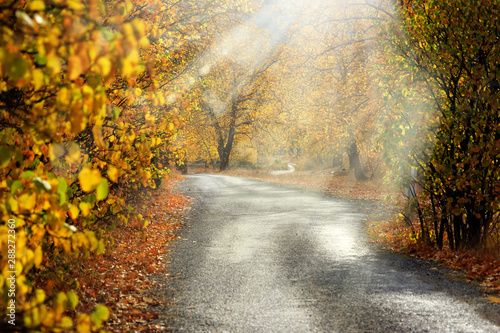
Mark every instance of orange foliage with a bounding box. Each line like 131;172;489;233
63;174;189;332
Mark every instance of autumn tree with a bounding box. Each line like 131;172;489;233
377;0;500;249
0;0;253;331
265;0;388;177
187;49;281;170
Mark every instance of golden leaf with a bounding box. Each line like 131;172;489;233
33;246;42;267
67;55;83;80
28;0;46;11
97;57;111;76
78;167;102;192
46;55;61;76
33;68;44;90
107;166;119;182
92;124;105;149
19;193;36;211
79;202;91;217
484;296;500;304
57;87;70;106
67;0;84;11
69;205;80;220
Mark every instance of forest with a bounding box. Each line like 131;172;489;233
1;0;499;331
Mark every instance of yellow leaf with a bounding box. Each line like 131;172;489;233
91;304;109;327
67;55;83;80
79;202;91;217
53;292;67;318
31;224;45;244
70;104;86;133
35;289;46;304
33;246;42;267
8;197;19;213
107;166;118;182
60;316;73;329
33;69;44;90
41;311;55;328
67;0;84;11
69;204;80;220
78;167;102;192
121;58;133;77
66;141;81;164
67;291;78;309
28;0;45;11
16;275;29;296
19;193;36;211
46;55;61;76
58;87;70;106
97;57;111;76
76;314;91;333
92;124;105;149
484;296;500;304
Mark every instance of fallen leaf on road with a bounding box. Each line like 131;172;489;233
483;296;500;304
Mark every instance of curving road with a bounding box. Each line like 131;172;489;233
158;174;500;332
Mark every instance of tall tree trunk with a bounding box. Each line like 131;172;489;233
348;142;367;181
219;126;235;171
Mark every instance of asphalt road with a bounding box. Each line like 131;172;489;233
157;174;500;332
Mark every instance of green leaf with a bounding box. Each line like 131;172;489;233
67;291;78;309
34;54;46;66
91;304;109;327
21;171;35;179
0;146;11;168
11;180;22;195
57;177;68;204
96;178;109;201
94;304;109;321
8;57;29;80
113;106;120;120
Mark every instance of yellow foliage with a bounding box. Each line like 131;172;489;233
0;0;251;330
78;167;102;193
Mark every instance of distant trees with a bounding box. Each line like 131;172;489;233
186;50;281;170
267;0;384;178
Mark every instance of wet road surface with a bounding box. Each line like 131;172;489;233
157;174;500;332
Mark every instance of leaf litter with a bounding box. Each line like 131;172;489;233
69;172;190;332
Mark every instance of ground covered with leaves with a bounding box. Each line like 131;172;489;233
65;173;190;332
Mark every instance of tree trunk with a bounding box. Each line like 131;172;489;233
219;126;235;171
348;142;368;181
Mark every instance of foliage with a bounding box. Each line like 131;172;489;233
0;0;251;331
260;1;389;177
185;53;281;171
78;176;188;332
377;0;500;249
